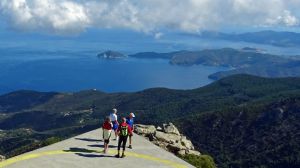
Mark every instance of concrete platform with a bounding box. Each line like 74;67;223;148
0;129;194;168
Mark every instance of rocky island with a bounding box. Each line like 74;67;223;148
97;50;127;59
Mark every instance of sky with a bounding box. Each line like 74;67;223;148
0;0;300;52
1;0;300;35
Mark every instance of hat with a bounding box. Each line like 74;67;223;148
112;108;117;113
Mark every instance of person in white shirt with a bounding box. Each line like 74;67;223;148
110;108;119;140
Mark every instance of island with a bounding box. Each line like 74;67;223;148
97;50;127;59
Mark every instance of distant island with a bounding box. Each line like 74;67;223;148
97;50;127;59
198;30;300;47
126;48;300;80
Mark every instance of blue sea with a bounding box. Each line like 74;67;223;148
1;29;300;95
0;49;229;94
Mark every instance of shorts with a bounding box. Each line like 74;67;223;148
104;139;110;144
103;129;112;140
112;122;118;131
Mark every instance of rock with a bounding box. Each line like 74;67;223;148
181;136;194;150
155;131;181;143
136;123;201;157
134;124;156;136
167;143;186;153
0;155;5;162
156;126;163;131
178;150;187;156
148;133;156;141
187;150;201;156
163;123;180;135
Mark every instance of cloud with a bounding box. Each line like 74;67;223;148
0;0;299;35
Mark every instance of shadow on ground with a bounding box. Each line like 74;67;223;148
63;147;116;158
76;153;115;158
75;138;103;142
88;144;118;148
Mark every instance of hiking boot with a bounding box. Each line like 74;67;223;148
115;154;120;158
128;145;132;149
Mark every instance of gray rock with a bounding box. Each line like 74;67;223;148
178;150;187;156
134;124;156;136
156;126;163;131
135;123;201;157
167;143;186;152
163;123;180;135
181;136;194;150
155;131;181;143
187;150;201;156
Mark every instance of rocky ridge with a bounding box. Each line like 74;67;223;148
134;123;201;156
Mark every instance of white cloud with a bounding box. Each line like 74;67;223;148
0;0;299;35
154;32;163;39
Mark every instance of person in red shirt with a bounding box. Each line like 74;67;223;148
102;117;113;154
115;117;133;158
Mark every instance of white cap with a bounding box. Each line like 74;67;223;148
112;108;117;113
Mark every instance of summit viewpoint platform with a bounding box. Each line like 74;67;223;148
0;128;194;168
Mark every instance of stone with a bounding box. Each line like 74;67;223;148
135;123;201;157
156;126;163;131
187;150;201;156
155;131;181;143
178;150;187;156
134;124;156;136
181;136;194;150
167;143;186;153
163;123;180;135
148;133;156;141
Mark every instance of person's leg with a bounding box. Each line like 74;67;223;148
104;142;107;153
129;135;132;148
116;137;122;157
115;130;118;140
121;136;128;157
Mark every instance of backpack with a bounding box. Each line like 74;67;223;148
120;125;128;136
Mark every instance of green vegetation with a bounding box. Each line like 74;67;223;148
0;74;300;167
128;48;300;80
179;154;216;168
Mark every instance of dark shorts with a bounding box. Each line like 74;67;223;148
104;139;110;144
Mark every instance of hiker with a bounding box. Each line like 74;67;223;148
110;108;119;140
115;117;133;158
126;112;135;149
102;116;113;154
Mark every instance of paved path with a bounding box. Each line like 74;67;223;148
0;129;194;168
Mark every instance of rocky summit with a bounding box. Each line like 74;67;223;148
134;123;201;156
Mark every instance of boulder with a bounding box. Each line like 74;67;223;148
167;143;186;152
156;126;163;131
178;150;187;156
187;150;201;156
163;123;180;135
136;123;201;157
155;131;181;143
134;124;156;136
181;136;194;150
